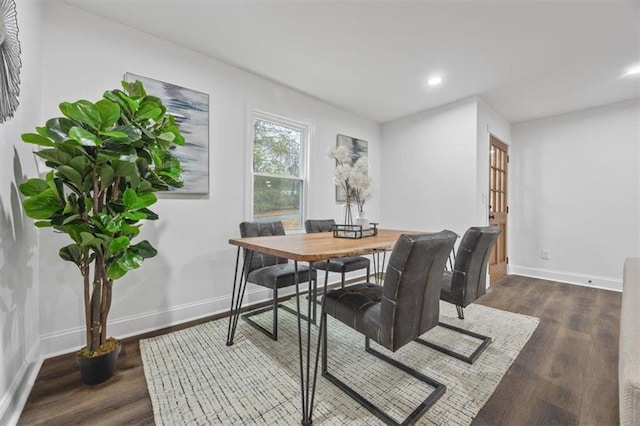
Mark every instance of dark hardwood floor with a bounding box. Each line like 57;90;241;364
18;275;621;425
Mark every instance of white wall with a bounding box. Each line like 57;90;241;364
36;2;381;356
380;97;481;237
0;1;43;424
510;100;640;290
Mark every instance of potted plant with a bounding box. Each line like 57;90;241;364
19;80;185;385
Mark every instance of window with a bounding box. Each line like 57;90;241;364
250;111;309;230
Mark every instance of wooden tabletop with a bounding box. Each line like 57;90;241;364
229;229;422;262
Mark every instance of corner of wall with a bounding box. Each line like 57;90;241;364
0;339;43;426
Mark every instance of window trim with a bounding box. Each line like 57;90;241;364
246;107;312;231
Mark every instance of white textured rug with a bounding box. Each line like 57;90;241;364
140;300;539;425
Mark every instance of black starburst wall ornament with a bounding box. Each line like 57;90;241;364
0;0;21;123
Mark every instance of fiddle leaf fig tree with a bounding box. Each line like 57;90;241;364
19;81;184;355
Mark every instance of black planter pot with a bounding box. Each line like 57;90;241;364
77;343;121;386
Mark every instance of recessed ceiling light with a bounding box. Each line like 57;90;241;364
427;76;442;86
624;65;640;76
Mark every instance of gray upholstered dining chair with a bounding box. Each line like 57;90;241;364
416;226;501;364
321;230;457;425
239;221;317;341
304;219;370;287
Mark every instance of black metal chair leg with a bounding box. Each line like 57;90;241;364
415;321;491;364
243;297;317;341
456;305;464;319
322;317;446;426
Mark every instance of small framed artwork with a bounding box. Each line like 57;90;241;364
125;72;210;194
335;134;368;202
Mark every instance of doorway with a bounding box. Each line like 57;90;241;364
489;135;508;284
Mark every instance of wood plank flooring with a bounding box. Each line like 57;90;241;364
18;275;621;425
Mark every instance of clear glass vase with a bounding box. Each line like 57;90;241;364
354;210;369;230
343;202;353;226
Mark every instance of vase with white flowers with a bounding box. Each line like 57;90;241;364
350;157;372;229
328;146;372;228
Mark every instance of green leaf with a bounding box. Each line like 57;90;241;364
57;165;83;189
157;132;175;143
106;263;127;280
135;102;162;122
123;80;146;98
113;161;138;180
167;124;185;146
116;250;144;271
122;211;147;221
59;244;83;266
34;221;53;228
22;189;62;219
19;178;49;196
130;240;157;259
123;189;156;210
45;118;75;142
100;165;115;190
95;99;121;129
123;189;136;209
62;214;82;225
103;215;123;233
79;232;105;253
104;89;139;115
59;100;102;130
69;156;90;175
35;149;72;166
120;224;141;237
99;130;128;138
103;124;142;144
22;133;56;147
108;236;130;253
64;224;93;244
69;126;103;147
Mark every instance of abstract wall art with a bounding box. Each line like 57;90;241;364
335;134;368;202
125;72;209;194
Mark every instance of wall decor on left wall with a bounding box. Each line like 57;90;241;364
0;0;21;123
125;72;210;194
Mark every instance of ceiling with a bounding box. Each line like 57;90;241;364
65;0;640;124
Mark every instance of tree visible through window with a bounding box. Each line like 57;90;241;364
252;113;307;230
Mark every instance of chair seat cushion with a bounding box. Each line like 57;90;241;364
248;264;317;289
324;283;382;338
312;256;370;274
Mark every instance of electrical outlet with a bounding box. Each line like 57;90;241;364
541;249;550;260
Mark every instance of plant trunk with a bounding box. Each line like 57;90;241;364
99;262;113;344
83;264;91;351
90;255;103;351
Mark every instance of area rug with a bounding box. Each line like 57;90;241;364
140;300;539;425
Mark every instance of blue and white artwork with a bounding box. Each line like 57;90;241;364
125;73;209;194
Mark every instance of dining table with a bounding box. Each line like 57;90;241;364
226;228;415;425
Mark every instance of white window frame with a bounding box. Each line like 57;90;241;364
246;108;311;231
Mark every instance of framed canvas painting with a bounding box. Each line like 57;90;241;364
335;134;368;202
125;72;209;194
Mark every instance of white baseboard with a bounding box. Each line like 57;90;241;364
39;283;314;358
509;264;622;292
0;339;43;426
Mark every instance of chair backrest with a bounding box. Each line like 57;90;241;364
239;221;288;273
450;226;501;307
378;230;457;351
304;219;336;233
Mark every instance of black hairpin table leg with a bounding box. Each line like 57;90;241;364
293;260;330;425
226;247;252;346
